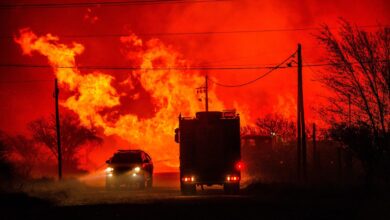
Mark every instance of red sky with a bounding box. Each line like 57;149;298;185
0;0;389;172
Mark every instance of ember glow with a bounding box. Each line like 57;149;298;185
1;0;388;174
14;29;229;170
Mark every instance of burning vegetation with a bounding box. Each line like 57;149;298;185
0;20;387;188
13;28;226;172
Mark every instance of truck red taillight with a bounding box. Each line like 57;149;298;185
226;175;240;182
182;176;195;182
235;161;244;170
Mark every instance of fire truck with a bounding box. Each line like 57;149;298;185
175;110;242;194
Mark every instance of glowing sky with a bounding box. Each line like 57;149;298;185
1;0;389;171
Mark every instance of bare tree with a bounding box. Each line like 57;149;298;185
5;135;40;178
0;131;14;186
317;20;390;183
317;19;389;135
28;113;103;173
255;113;296;142
0;131;40;185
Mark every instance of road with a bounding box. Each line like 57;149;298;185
2;173;390;220
52;172;252;206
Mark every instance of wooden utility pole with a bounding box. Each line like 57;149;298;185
348;94;351;126
297;44;307;182
205;74;209;112
297;91;301;181
196;74;209;112
54;78;62;180
337;146;342;182
312;123;317;179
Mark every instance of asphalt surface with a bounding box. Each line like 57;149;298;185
1;173;390;220
42;171;252;206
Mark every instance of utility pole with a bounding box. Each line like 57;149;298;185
205;74;209;112
297;43;307;182
297;92;301;181
54;78;62;180
196;74;209;112
348;94;351;126
346;94;353;183
337;146;342;182
312;123;317;181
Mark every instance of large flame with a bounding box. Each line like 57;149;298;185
15;28;226;171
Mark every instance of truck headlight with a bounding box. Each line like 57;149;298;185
105;167;114;173
134;166;141;173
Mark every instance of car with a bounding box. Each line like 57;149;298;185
105;150;153;190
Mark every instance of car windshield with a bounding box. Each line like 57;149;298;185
111;153;142;163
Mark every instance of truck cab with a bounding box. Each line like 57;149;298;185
175;110;241;194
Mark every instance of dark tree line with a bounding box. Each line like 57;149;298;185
0;132;14;189
241;113;296;142
28;113;102;172
0;113;102;184
317;20;389;184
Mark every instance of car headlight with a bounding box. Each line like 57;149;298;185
105;167;114;173
134;166;141;173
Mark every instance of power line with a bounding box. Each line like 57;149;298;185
0;60;387;84
0;59;387;71
0;79;52;84
0;0;228;9
0;64;284;70
301;60;389;67
2;25;386;39
208;51;297;87
208;59;389;87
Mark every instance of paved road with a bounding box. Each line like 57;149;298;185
58;171;249;206
2;173;390;219
55;186;250;207
61;171;249;206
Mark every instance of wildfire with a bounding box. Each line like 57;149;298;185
275;95;297;119
14;28;225;171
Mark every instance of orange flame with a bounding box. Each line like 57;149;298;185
15;28;227;171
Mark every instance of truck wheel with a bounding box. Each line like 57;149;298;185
224;183;240;194
139;179;146;190
146;177;153;189
181;183;196;195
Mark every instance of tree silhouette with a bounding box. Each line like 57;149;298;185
4;134;40;178
0;131;14;187
317;20;390;183
317;20;389;134
28;113;103;173
255;113;296;142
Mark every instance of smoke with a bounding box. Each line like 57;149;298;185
4;0;389;174
14;29;227;172
154;0;390;122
